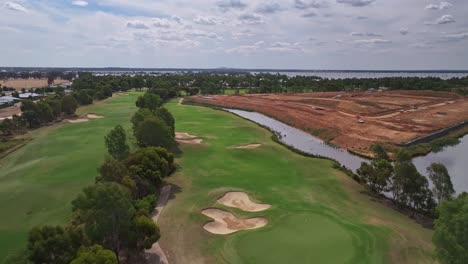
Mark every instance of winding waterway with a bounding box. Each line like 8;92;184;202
227;109;468;194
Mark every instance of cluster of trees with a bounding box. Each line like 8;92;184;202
22;94;177;264
0;96;78;137
132;92;176;149
357;144;468;264
357;145;454;215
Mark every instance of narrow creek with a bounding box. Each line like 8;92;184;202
226;109;468;194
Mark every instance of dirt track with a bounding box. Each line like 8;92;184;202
188;90;468;156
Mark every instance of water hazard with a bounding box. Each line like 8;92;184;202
227;109;468;193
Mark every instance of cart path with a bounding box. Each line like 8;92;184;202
145;185;172;264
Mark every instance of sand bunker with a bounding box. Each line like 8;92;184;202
175;132;198;140
177;139;203;144
176;132;203;144
68;118;89;123
234;144;262;149
202;209;268;235
218;192;271;212
86;114;104;119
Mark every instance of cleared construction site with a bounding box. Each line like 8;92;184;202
188;90;468;157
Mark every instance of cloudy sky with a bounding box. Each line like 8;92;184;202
1;0;468;69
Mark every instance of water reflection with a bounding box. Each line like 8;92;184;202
227;109;467;193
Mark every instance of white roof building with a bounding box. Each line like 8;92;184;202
19;93;41;99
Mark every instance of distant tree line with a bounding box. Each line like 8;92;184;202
0;95;78;137
8;93;178;264
70;72;468;96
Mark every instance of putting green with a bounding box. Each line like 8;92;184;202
235;213;358;264
0;93;140;261
159;100;434;264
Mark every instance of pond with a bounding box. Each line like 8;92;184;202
227;109;468;194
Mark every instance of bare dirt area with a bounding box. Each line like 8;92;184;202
234;144;262;149
202;208;268;235
188;90;468;156
0;78;69;90
0;105;21;120
217;192;271;212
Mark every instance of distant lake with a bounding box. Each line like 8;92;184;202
250;71;468;80
227;109;468;194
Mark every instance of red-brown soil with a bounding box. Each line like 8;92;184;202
188;90;468;157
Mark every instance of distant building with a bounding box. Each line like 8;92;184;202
19;93;42;99
0;96;19;108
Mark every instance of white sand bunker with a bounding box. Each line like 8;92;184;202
86;114;104;119
175;132;197;139
68;118;89;123
176;132;203;144
218;192;271;212
234;144;262;149
202;209;268;235
177;139;203;144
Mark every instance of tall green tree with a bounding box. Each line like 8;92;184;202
427;163;455;204
125;147;174;198
71;183;135;259
134;117;174;148
393;149;434;213
370;144;389;160
135;93;162;113
156;107;175;136
433;193;468;264
357;159;393;195
27;226;81;264
104;125;130;160
61;95;78;115
70;245;117;264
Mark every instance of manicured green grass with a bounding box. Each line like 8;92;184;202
159;101;434;264
0;93;141;261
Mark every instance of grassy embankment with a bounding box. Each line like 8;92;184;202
158;101;435;264
0;92;140;262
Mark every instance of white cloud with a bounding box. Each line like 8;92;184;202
425;2;453;10
4;2;27;12
194;16;217;26
217;0;247;11
153;18;171;28
72;0;89;7
238;13;265;25
256;2;284;13
126;20;149;29
436;14;455;24
350;32;382;37
354;39;392;44
336;0;375;7
294;0;328;9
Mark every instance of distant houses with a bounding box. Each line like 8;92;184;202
0;96;19;108
19;93;42;99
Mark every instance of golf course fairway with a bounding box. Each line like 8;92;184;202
0;93;140;261
159;100;435;264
